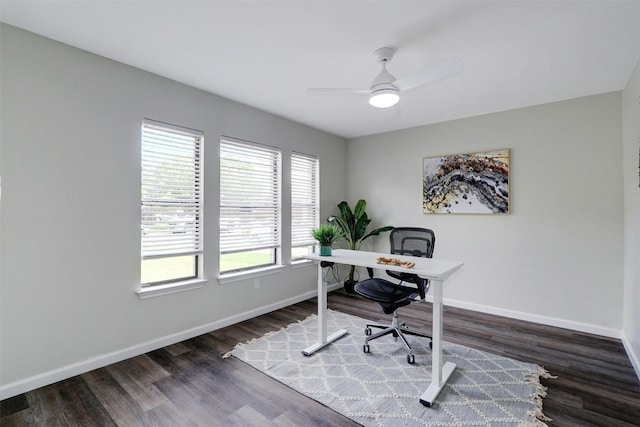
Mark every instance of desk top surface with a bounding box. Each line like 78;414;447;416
304;249;463;281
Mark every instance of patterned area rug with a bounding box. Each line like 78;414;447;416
226;310;553;426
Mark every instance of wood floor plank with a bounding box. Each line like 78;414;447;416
144;403;198;427
226;405;277;427
104;362;167;412
2;289;638;426
81;369;140;426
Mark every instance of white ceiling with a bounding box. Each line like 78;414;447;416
2;1;640;139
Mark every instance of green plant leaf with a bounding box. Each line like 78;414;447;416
337;201;354;225
329;216;350;245
361;225;394;242
353;199;367;220
354;217;371;242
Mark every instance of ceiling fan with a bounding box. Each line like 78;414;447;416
308;47;464;108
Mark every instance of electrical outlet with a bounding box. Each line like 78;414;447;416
254;278;260;289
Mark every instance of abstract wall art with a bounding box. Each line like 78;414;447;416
423;149;510;214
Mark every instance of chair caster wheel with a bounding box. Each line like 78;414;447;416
407;354;415;364
364;327;372;336
363;344;370;353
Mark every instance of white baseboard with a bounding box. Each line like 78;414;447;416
621;333;640;382
0;282;342;401
436;296;623;339
431;296;638;379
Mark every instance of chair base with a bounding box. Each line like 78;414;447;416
363;311;431;364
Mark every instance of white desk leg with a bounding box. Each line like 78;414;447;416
420;279;456;407
302;262;347;356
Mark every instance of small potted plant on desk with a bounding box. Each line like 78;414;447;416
328;199;393;294
311;223;343;256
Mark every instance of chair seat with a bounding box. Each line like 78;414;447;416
355;278;419;314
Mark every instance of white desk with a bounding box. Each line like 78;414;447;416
303;249;464;407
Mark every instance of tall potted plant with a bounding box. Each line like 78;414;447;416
328;199;393;293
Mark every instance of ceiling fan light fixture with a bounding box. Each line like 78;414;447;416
369;88;400;108
308;46;463;111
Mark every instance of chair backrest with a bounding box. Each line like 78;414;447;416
387;227;436;299
389;227;435;259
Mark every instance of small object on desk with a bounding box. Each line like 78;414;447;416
376;256;416;268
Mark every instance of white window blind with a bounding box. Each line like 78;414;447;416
141;120;202;260
291;153;319;249
220;137;281;255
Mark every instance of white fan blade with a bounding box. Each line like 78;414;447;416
394;57;464;92
307;88;369;96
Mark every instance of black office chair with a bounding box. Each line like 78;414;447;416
354;227;435;364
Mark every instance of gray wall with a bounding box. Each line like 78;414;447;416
622;57;640;376
0;24;347;395
347;92;624;336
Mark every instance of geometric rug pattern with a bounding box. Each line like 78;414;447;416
227;310;553;426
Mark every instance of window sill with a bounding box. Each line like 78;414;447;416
136;278;208;300
218;265;286;285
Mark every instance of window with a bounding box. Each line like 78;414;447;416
141;120;202;286
219;137;281;274
291;153;319;260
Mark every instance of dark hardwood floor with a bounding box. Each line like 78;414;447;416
2;290;639;426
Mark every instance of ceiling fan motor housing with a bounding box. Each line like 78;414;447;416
370;47;399;93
